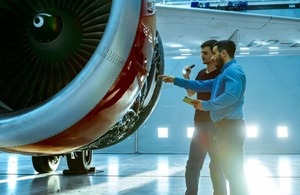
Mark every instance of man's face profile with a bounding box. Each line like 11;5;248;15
201;46;213;65
212;46;222;68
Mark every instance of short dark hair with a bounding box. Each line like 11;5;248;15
213;40;236;58
201;39;217;51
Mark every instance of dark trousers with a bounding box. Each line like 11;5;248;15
185;121;227;195
214;119;249;195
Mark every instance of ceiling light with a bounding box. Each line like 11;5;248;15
179;48;191;52
268;46;279;50
239;47;250;51
269;51;279;55
173;56;187;59
169;43;183;48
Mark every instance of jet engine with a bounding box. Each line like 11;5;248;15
0;0;164;174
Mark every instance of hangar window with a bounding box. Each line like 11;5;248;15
158;127;169;138
277;126;288;138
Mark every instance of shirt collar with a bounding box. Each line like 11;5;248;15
221;59;236;72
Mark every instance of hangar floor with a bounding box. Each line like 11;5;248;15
0;152;299;195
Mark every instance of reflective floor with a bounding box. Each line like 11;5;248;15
0;152;300;195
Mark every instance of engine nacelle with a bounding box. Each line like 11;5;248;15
0;0;164;155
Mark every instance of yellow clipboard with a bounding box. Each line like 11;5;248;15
182;96;195;105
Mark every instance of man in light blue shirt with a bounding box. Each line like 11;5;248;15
161;40;249;195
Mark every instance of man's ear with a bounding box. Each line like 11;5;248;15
221;49;226;57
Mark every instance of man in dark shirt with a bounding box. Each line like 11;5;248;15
183;40;227;195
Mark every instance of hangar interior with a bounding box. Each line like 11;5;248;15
100;55;300;154
99;2;300;155
0;1;300;195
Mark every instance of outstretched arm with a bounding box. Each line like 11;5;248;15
159;75;213;92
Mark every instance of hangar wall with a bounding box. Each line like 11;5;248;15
98;7;300;154
99;55;300;154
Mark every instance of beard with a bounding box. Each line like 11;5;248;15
215;56;224;69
